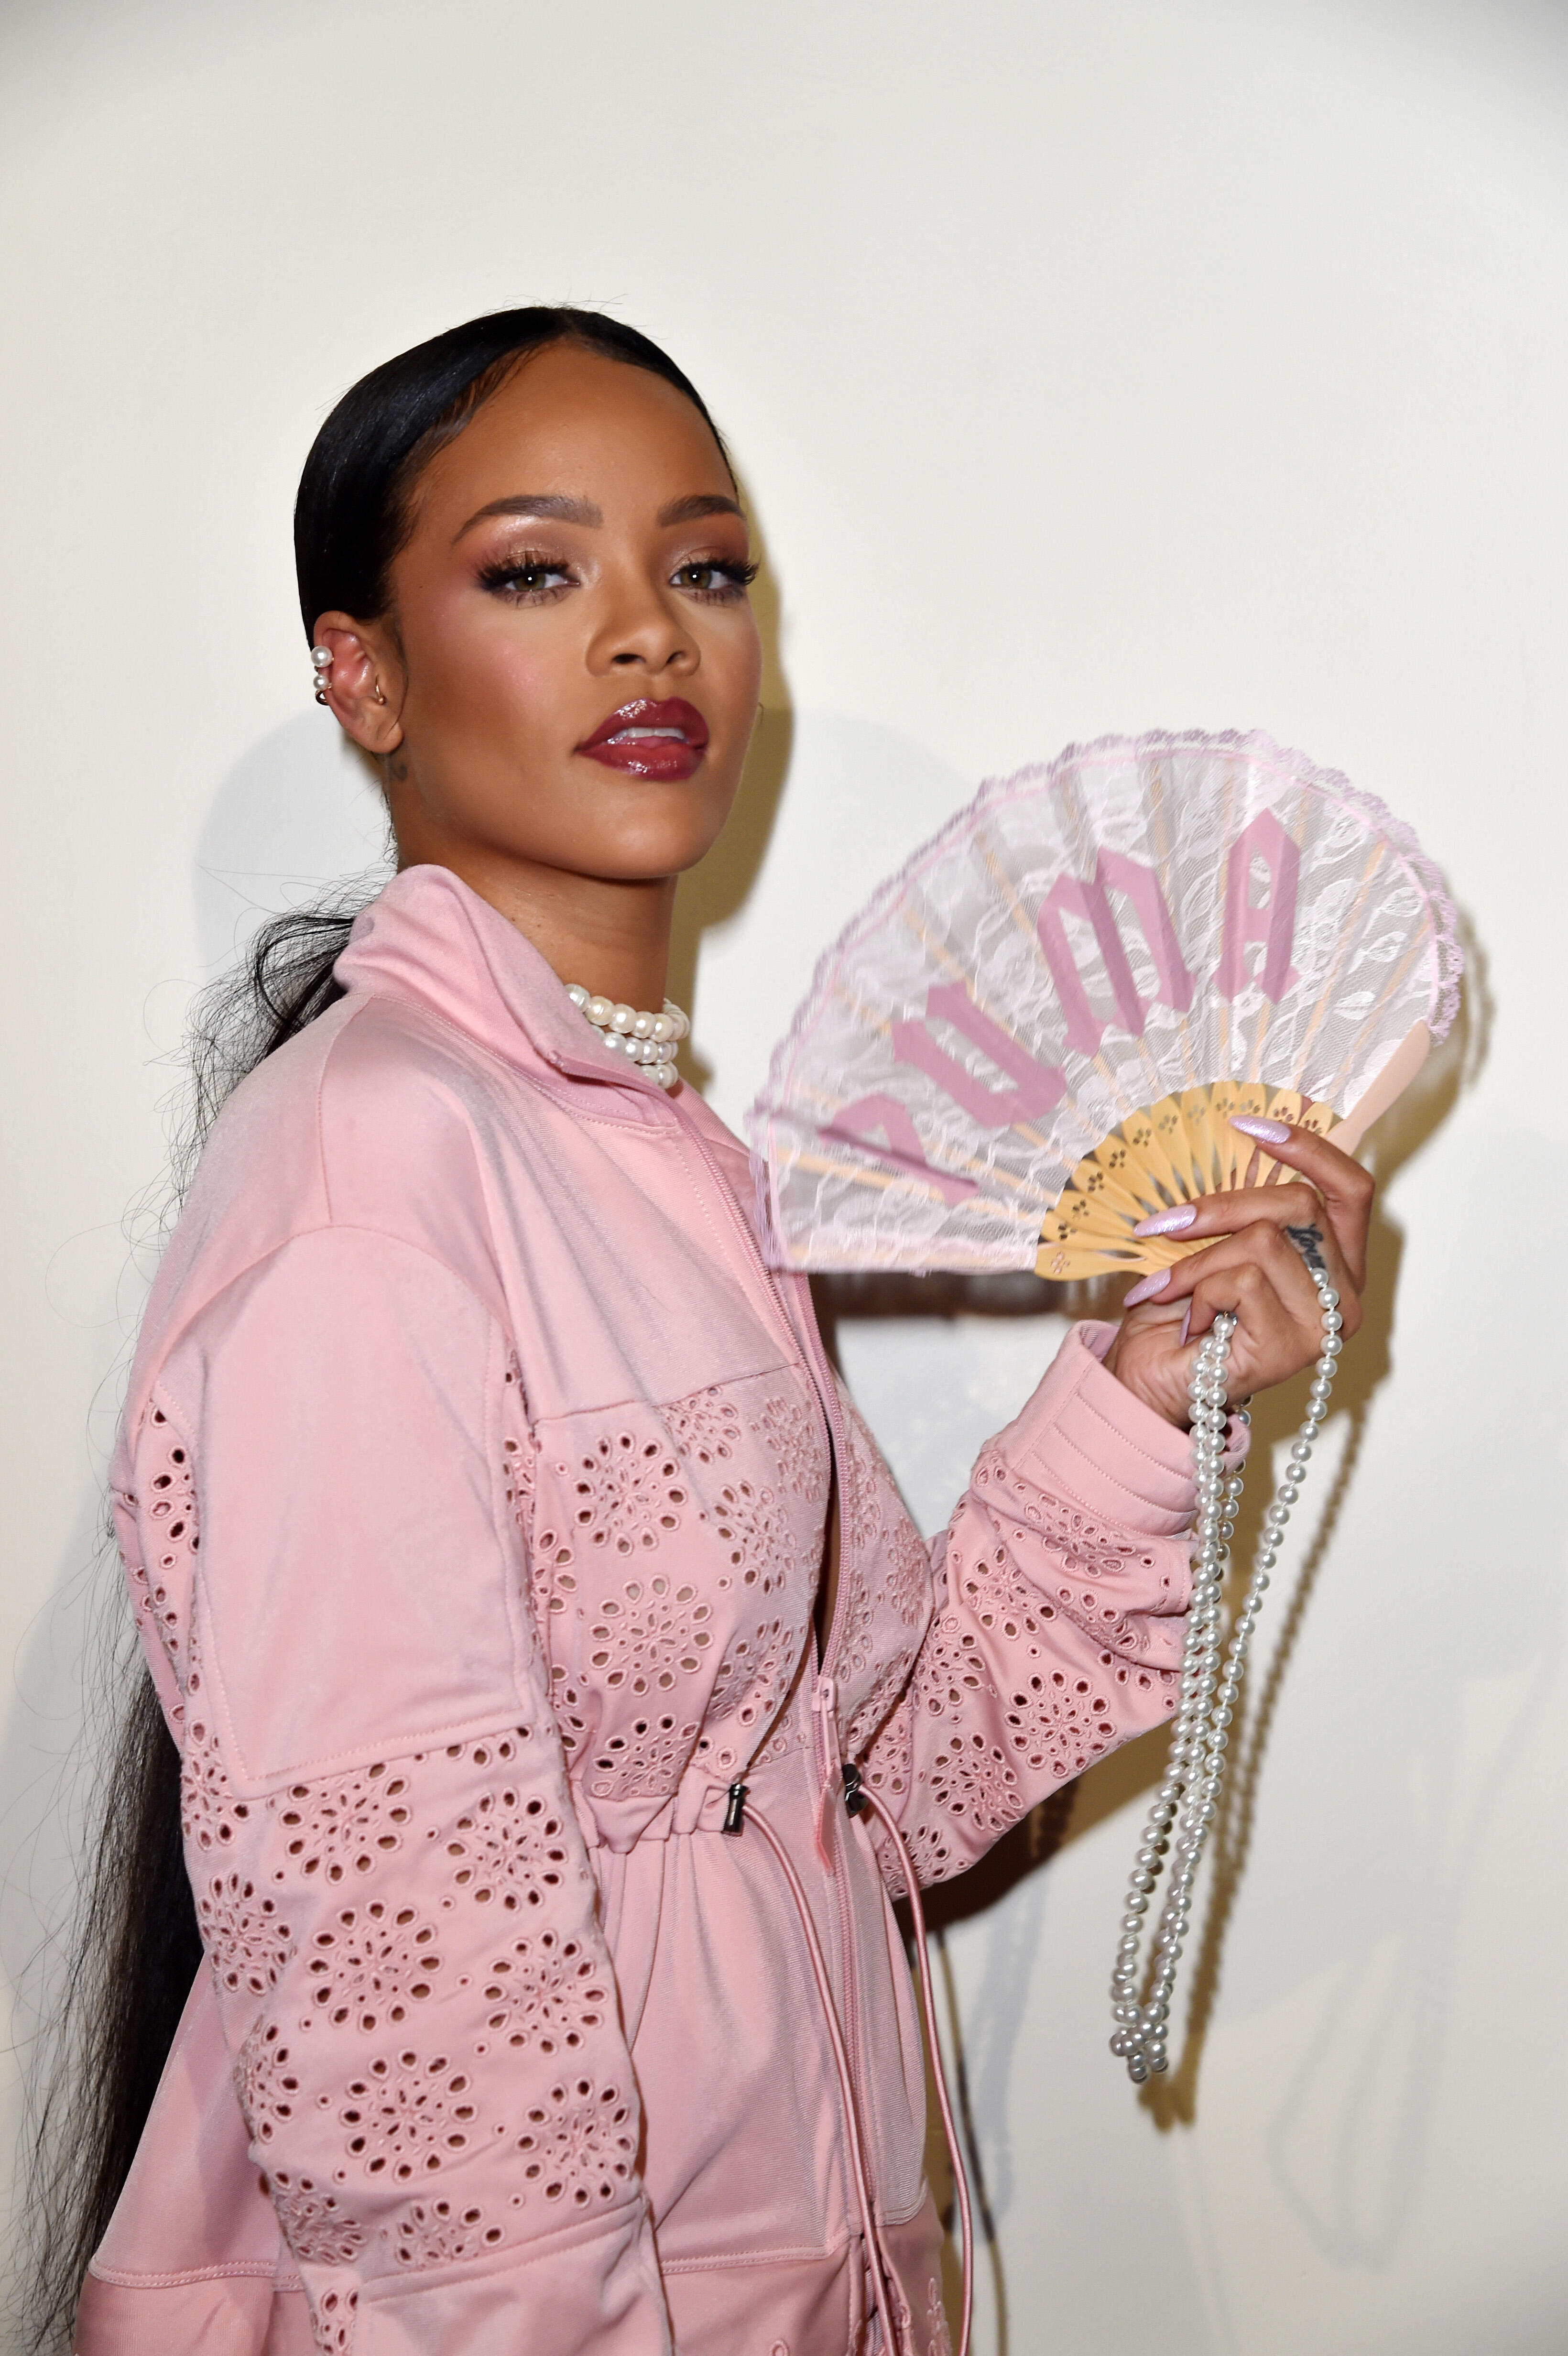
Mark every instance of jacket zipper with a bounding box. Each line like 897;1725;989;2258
662;1089;871;2161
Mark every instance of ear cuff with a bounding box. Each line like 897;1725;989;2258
311;645;388;709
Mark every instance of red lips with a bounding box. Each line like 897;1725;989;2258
577;698;709;781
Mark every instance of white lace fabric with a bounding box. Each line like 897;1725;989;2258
750;730;1461;1273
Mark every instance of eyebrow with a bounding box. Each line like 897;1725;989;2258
454;493;602;540
656;493;745;526
454;489;745;541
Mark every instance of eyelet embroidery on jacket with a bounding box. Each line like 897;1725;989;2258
338;2049;480;2181
705;1609;807;1732
662;1384;743;1467
568;1433;690;1556
968;1451;1169;1642
926;2275;953;2356
862;1697;914;1805
910;1607;991;1723
313;2282;357;2355
181;1657;251;1857
832;1396;935;1753
898;1820;954;1893
238;2019;305;2149
547;1668;593;1762
925;1728;1020;1839
501;1393;537;1526
265;2168;366;2265
197;1869;296;1998
515;2074;637;2209
749;1710;806;1771
1002;1667;1120;1779
275;1763;414;1885
440;1739;579;1912
389;2197;506;2267
708;1480;793;1596
302;1901;443;2034
756;1392;829;1498
122;1405;198;1685
587;1709;701;1804
588;1575;714;1693
920;1545;1140;1777
476;1924;610;2058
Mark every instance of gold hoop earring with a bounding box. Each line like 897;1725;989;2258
371;681;388;707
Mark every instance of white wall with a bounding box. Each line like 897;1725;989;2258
2;3;1563;2348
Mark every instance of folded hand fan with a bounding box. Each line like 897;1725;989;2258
748;728;1461;2089
748;729;1459;1280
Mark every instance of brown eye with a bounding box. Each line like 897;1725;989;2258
670;559;756;599
476;554;575;599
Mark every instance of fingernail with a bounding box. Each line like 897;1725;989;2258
1178;1302;1192;1346
1132;1204;1198;1237
1230;1114;1292;1145
1122;1267;1172;1308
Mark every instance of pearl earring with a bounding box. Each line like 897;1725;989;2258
313;645;387;709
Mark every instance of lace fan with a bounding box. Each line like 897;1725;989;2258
748;730;1460;1277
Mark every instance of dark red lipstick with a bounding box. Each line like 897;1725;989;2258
577;698;709;781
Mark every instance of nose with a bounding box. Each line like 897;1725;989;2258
590;562;697;678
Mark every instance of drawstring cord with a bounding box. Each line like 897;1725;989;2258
856;1782;974;2356
743;1757;975;2356
744;1798;904;2356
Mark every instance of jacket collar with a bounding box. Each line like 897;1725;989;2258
335;864;670;1106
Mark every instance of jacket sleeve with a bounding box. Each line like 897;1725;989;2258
132;1225;671;2356
860;1320;1231;1895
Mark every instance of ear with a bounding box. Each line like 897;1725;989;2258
311;614;405;755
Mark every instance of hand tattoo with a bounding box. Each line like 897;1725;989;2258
1283;1221;1328;1276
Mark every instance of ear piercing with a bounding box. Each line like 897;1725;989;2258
311;646;387;708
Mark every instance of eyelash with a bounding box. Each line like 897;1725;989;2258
475;549;758;604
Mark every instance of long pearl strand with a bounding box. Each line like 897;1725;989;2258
1110;1259;1342;2083
565;985;688;1090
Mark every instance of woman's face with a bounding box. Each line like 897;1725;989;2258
320;342;762;903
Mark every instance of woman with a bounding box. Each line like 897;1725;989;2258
68;308;1371;2355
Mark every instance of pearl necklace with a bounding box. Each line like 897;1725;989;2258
1110;1246;1342;2083
565;984;689;1090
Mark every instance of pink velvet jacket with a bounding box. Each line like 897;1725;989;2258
79;867;1203;2356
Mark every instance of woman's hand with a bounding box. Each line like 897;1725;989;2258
1100;1121;1374;1428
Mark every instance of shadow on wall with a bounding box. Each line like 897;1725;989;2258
668;534;794;1074
192;713;393;973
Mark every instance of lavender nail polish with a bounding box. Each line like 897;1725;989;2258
1230;1113;1292;1146
1178;1302;1193;1346
1132;1204;1197;1237
1122;1267;1172;1308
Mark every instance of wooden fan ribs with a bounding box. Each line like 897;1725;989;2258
1035;1085;1339;1281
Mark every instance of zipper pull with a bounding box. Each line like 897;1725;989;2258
841;1761;866;1818
721;1780;749;1837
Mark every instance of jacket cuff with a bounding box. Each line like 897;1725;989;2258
994;1320;1218;1537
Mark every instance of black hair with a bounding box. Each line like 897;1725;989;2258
294;304;730;638
21;305;722;2352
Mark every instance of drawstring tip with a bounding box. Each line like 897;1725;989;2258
721;1780;749;1836
842;1761;866;1817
